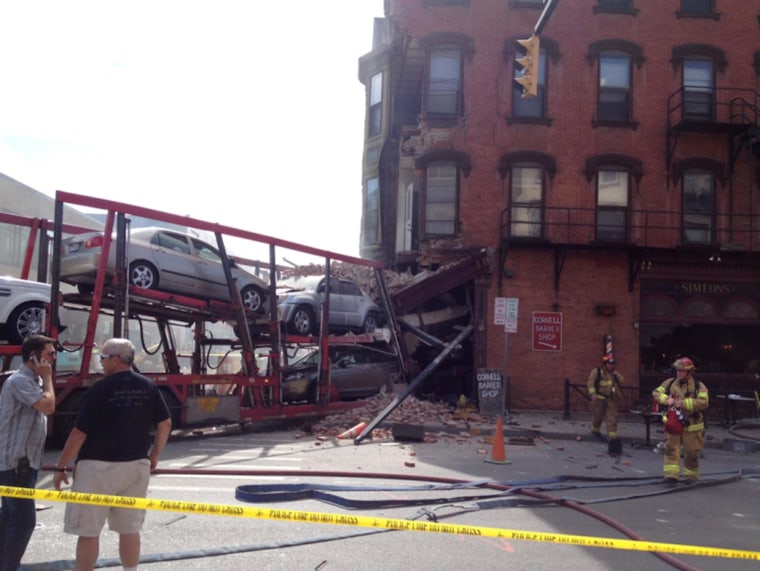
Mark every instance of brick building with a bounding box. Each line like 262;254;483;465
357;0;760;411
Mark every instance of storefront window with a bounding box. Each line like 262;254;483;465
640;323;760;375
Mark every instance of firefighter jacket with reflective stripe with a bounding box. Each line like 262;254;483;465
587;366;623;400
653;376;709;432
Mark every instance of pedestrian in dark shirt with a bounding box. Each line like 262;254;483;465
54;338;171;571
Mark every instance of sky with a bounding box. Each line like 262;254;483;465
0;1;385;263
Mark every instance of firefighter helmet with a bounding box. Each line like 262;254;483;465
601;354;615;364
672;357;695;371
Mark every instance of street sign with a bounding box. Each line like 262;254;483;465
505;297;518;333
494;297;507;325
531;311;562;352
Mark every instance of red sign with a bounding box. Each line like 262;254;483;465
531;311;562;352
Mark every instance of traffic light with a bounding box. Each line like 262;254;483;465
514;34;540;98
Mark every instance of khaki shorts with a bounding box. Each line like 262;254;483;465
64;459;151;536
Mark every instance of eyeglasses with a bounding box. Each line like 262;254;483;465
99;353;114;361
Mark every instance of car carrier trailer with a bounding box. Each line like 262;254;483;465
43;190;408;444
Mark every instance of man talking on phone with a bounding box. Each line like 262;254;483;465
0;334;56;571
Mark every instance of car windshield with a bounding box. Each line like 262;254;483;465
285;275;322;292
287;348;319;367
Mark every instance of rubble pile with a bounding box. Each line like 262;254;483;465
308;388;495;439
285;260;468;303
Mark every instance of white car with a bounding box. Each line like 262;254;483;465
0;276;50;344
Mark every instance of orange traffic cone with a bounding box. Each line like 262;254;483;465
337;421;368;440
485;416;511;464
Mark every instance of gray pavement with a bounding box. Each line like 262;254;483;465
17;408;760;570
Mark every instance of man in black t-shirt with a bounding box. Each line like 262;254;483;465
54;338;171;571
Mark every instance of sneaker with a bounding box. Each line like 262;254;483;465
663;477;678;486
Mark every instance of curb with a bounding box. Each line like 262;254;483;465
412;421;759;453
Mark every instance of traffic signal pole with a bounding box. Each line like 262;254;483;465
534;0;559;36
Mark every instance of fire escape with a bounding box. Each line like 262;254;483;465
498;86;760;295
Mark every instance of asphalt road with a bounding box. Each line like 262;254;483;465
20;423;760;570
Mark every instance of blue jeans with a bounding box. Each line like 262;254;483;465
0;466;39;571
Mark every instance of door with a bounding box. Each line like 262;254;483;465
148;231;200;294
329;280;355;329
190;238;230;301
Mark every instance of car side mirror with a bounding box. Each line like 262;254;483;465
227;258;237;268
337;357;350;368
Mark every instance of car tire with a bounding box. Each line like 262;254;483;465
362;311;380;333
241;285;265;313
129;260;158;290
232;323;261;342
6;302;46;344
288;306;316;335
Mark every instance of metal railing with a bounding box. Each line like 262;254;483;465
562;378;642;420
667;86;760;129
562;378;759;425
501;206;760;253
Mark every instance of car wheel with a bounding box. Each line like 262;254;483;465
241;285;265;313
288;306;316;335
129;261;158;289
362;311;380;333
6;302;46;344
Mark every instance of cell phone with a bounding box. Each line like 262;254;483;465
31;354;40;365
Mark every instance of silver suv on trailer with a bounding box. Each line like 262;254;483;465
278;276;383;336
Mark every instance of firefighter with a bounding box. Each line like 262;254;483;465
652;357;709;486
587;354;623;442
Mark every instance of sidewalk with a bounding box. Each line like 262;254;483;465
482;409;760;452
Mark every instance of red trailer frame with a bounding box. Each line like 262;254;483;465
48;191;406;443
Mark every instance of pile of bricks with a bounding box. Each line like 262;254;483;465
306;389;495;440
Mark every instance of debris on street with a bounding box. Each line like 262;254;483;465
306;388;505;443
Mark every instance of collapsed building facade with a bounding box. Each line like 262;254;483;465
357;0;760;409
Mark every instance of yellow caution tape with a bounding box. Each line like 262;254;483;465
2;485;759;561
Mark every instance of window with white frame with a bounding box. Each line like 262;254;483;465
510;166;544;237
363;177;380;245
427;47;462;117
598;53;631;122
682;170;714;244
596;169;629;241
368;72;383;138
425;163;458;235
598;0;633;9
681;0;713;15
683;58;714;120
